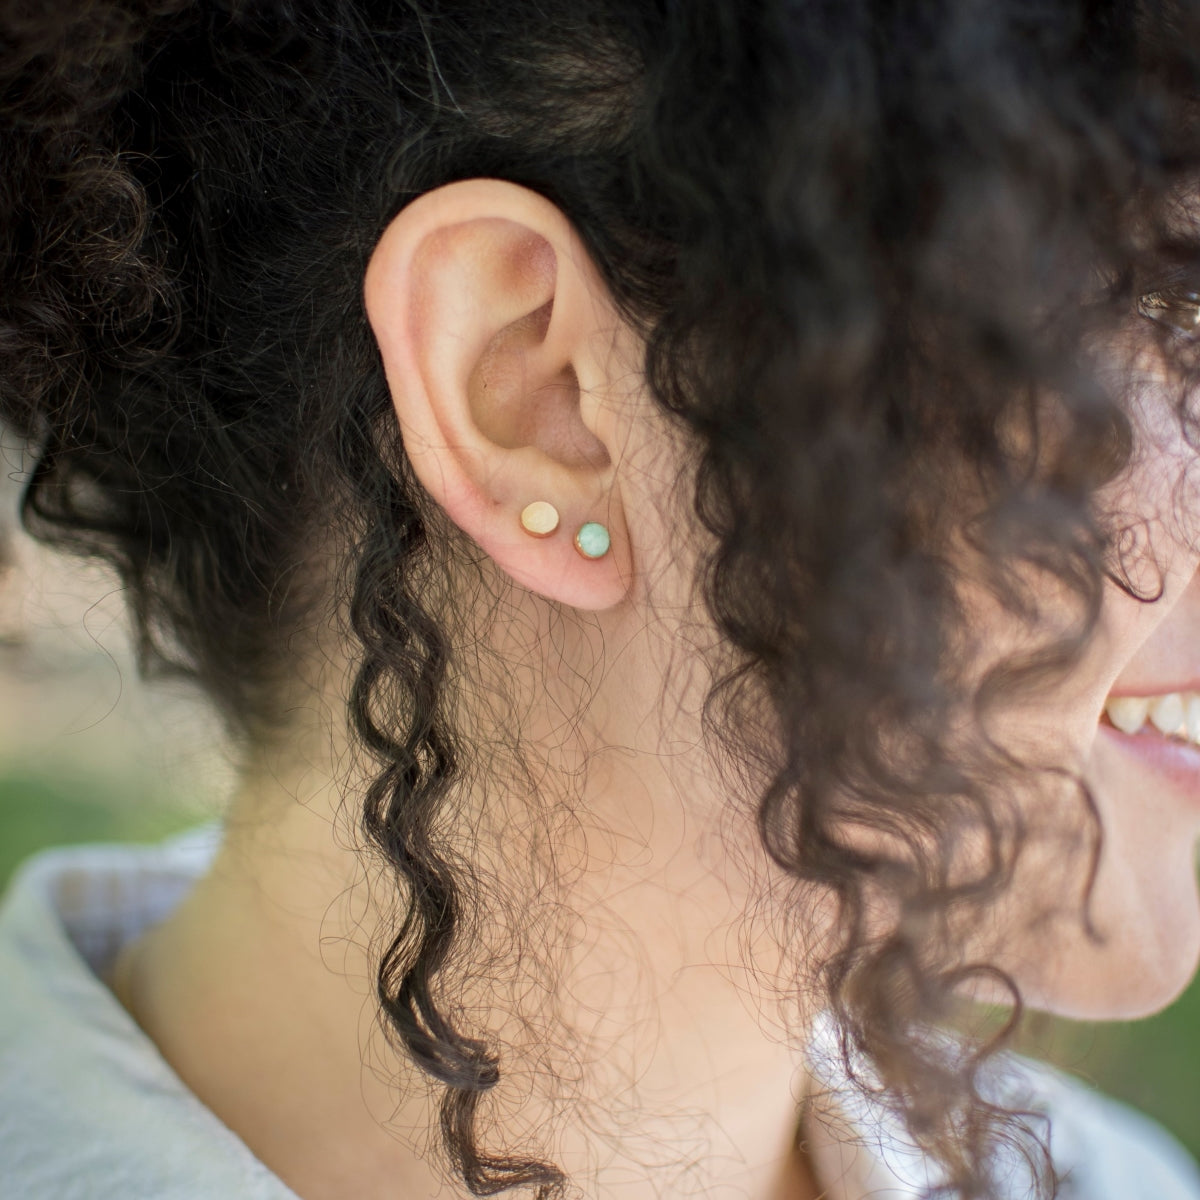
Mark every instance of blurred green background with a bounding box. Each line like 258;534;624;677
0;770;199;885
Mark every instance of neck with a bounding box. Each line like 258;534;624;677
108;593;822;1199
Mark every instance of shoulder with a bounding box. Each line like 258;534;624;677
0;829;300;1200
1016;1057;1200;1200
805;1013;1200;1200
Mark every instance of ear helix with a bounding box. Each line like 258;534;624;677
519;501;610;560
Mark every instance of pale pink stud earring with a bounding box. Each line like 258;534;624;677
519;500;560;538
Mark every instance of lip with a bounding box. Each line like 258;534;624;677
1107;682;1200;698
1097;718;1200;803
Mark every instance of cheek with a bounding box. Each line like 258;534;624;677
997;731;1200;1019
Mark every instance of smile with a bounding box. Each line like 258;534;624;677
1104;693;1200;744
1099;692;1200;807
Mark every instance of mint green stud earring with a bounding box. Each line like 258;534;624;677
574;521;611;560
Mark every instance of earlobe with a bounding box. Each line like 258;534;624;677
363;179;635;610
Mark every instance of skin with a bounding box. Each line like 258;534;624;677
106;180;1200;1199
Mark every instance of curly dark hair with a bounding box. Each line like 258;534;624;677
3;1;1200;1196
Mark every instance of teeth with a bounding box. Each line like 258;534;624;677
1106;696;1151;735
1150;693;1186;736
1104;691;1200;746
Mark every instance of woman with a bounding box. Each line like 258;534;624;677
2;1;1200;1197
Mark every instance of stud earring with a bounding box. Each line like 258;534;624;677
574;521;611;560
519;500;560;538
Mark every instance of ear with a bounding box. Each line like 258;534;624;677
363;179;641;610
